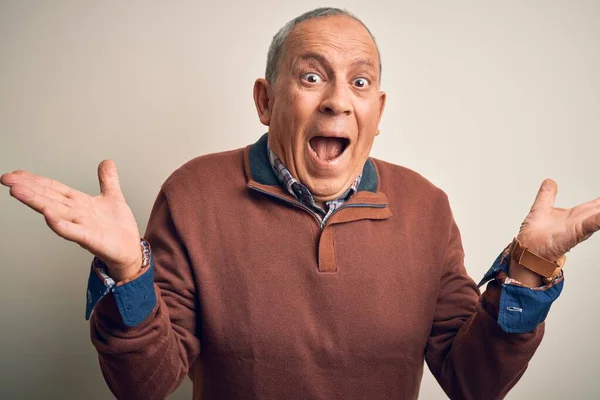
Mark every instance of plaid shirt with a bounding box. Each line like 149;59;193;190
267;144;361;226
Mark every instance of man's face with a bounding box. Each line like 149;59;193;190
254;15;386;201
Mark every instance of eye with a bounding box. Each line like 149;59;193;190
302;73;322;84
353;77;370;88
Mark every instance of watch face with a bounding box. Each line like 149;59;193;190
140;239;151;267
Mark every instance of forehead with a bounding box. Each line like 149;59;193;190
283;15;379;68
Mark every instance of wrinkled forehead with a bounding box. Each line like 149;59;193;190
282;16;380;74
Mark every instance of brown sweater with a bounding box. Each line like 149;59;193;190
90;135;543;399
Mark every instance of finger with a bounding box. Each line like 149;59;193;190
529;179;558;213
22;178;74;207
44;210;90;245
581;212;600;239
1;171;26;186
585;195;600;211
9;184;76;221
1;172;17;186
98;160;123;198
2;170;76;197
568;196;600;218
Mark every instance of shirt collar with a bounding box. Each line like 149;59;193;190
267;141;361;216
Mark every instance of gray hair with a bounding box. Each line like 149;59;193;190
265;7;382;83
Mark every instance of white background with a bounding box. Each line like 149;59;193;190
1;1;598;398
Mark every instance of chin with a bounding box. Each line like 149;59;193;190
303;175;353;201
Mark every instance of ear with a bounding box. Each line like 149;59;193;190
375;90;386;136
253;78;272;126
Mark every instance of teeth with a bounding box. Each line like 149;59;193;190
310;145;319;159
308;137;348;161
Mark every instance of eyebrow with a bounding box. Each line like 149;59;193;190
296;52;329;66
295;52;378;72
350;56;377;71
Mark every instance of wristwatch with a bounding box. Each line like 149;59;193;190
508;237;566;284
140;238;151;268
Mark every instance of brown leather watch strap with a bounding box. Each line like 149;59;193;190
509;238;565;282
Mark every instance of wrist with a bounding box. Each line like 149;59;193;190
106;239;151;283
508;258;543;287
107;256;143;282
508;237;565;286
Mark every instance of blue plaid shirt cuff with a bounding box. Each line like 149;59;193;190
85;253;156;327
478;249;564;333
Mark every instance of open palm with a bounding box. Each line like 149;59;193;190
517;179;599;261
1;160;142;281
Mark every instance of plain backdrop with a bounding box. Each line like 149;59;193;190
1;1;599;399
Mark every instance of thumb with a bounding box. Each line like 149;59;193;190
530;178;558;213
98;159;123;197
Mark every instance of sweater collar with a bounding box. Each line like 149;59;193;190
246;133;379;193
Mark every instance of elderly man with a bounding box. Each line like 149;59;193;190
1;7;599;400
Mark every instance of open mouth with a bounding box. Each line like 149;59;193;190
308;136;350;161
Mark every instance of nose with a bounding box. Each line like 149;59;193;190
318;81;352;116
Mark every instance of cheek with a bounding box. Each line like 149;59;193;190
354;100;381;152
355;98;382;127
274;89;297;121
282;92;317;131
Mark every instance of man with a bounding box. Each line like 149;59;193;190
1;7;598;400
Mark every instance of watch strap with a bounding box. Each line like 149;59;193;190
509;238;565;283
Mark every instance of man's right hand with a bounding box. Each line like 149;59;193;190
1;160;143;282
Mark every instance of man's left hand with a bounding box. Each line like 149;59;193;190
517;179;599;262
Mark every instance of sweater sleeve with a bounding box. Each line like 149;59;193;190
89;188;200;400
424;216;546;400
